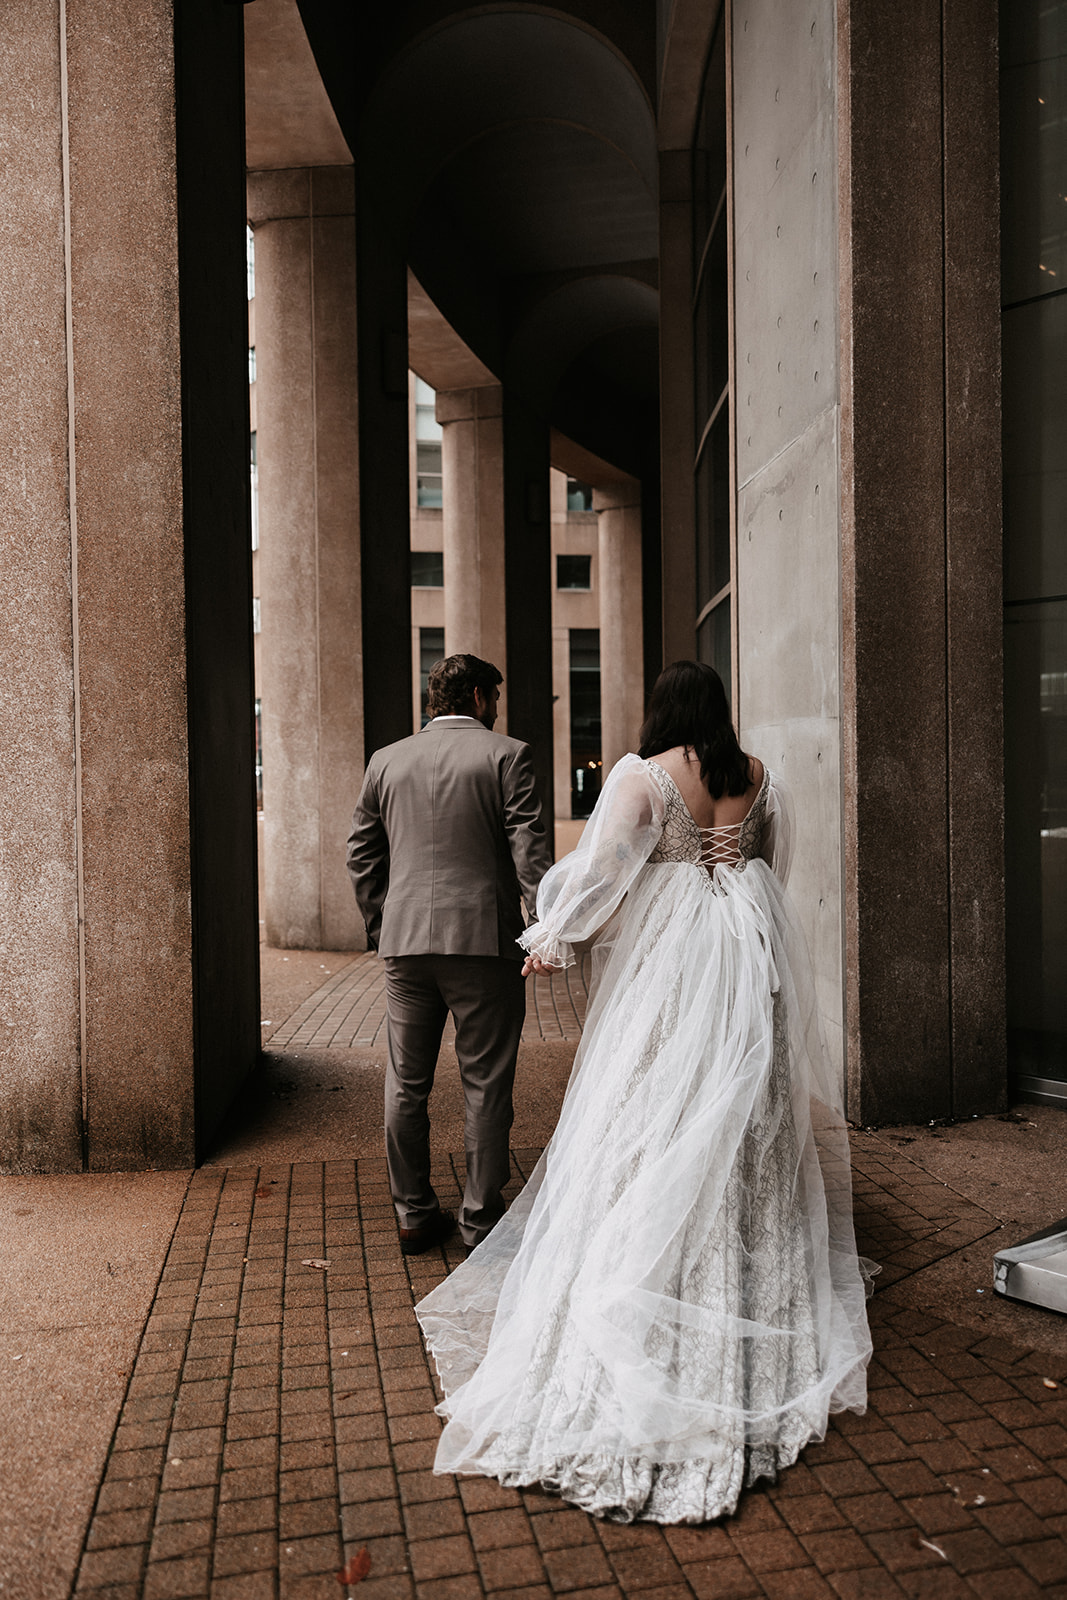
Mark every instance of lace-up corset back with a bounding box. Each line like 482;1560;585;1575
646;762;769;874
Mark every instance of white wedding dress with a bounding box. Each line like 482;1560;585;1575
415;754;873;1524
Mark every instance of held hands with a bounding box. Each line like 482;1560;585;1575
522;953;562;978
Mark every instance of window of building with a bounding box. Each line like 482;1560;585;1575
569;628;602;819
250;431;258;551
1001;0;1067;1102
557;554;592;590
566;478;593;511
252;596;261;634
419;626;445;726
246;224;255;300
692;8;733;707
414;376;443;508
411;550;444;587
248;345;256;385
254;697;262;808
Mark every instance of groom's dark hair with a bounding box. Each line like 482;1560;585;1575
426;653;503;717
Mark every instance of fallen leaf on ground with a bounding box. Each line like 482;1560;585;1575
918;1538;947;1559
302;1258;330;1270
255;1186;274;1198
337;1547;372;1586
1043;1377;1059;1389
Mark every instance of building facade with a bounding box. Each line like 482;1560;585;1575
0;0;1061;1171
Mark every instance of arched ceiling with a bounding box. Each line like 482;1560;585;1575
296;1;660;478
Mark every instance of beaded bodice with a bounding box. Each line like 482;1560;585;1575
646;761;769;872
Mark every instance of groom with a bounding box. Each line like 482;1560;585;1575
346;654;552;1254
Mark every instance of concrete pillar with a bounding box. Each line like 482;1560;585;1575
658;151;698;664
436;385;508;726
0;0;257;1171
249;167;364;952
504;394;555;842
594;483;645;772
837;0;1004;1121
357;174;412;758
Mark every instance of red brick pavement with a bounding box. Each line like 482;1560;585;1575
268;956;590;1051
71;1153;1067;1600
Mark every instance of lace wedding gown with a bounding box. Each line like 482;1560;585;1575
415;755;873;1523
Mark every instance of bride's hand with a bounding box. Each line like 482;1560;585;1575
522;953;561;978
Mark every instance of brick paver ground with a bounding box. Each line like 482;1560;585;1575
72;1145;1067;1600
268;956;590;1051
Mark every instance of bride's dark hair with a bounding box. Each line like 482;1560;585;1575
638;660;752;799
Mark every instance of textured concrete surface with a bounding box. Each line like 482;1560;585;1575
2;0;256;1175
0;1;83;1171
0;1172;189;1599
251;167;365;953
67;0;199;1170
595;484;645;774
438;386;508;726
245;0;351;171
733;0;844;1095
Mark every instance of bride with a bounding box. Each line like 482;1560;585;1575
415;661;873;1524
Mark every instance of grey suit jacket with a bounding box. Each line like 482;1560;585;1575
346;719;553;961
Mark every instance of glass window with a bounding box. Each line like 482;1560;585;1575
694;408;731;612
691;10;727;278
569;628;602;818
414;376;444;507
696;599;732;710
1001;12;1067;307
246;224;255;300
254;696;262;808
411;550;444;587
416;442;443;508
566;478;593;511
419;627;445;726
1001;0;1067;1098
248;345;256;385
691;3;732;683
1004;602;1067;1079
250;431;258;551
557;554;592;590
1003;296;1067;603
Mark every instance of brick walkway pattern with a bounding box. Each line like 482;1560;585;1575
72;1145;1067;1600
268;957;590;1052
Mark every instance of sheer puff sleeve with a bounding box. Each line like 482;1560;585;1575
760;769;795;887
518;754;666;969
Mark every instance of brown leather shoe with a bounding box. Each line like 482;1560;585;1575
398;1208;456;1256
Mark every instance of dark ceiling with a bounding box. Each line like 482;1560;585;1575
297;1;660;479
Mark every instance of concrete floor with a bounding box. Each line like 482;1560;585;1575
0;950;1064;1598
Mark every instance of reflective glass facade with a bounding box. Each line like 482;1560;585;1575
1002;0;1067;1100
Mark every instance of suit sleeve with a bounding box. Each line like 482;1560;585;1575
501;743;553;921
346;761;389;950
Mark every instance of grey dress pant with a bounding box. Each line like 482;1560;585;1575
383;954;527;1247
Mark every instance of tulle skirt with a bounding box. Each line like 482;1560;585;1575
415;859;873;1523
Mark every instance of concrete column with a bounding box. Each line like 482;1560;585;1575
733;0;846;1087
658;151;698;664
356;173;412;759
249;167;364;952
504;393;555;842
436;385;508;726
0;0;257;1171
837;0;1004;1121
594;483;645;772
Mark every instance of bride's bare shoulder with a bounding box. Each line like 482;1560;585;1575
644;745;690;779
747;755;765;789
